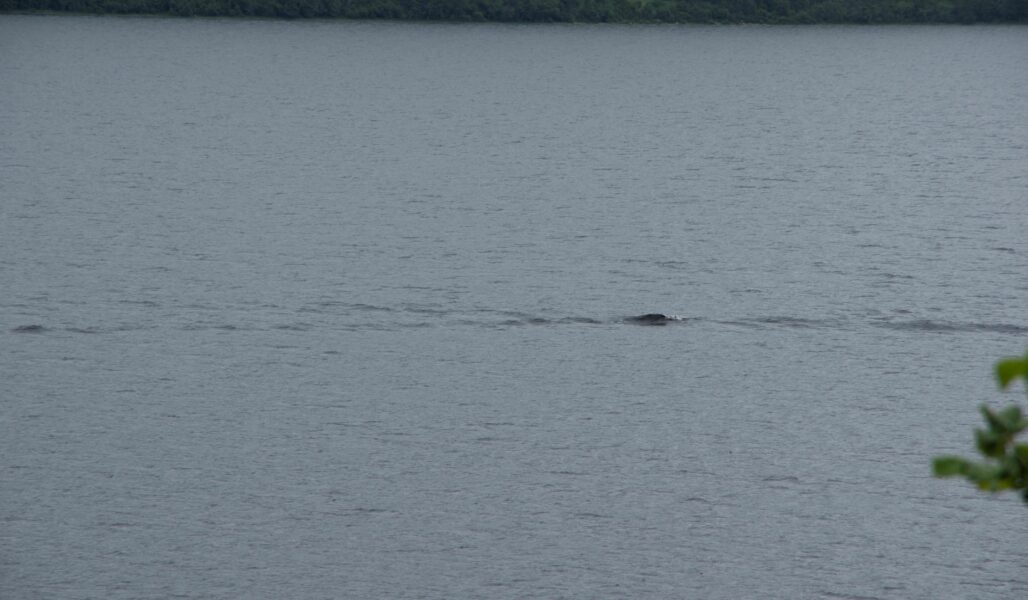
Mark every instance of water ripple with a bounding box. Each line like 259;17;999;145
9;324;46;333
876;319;1028;335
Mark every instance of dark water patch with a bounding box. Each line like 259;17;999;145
876;272;916;281
345;507;395;515
298;303;335;314
717;316;840;330
503;315;603;326
179;323;249;332
181;303;221;311
301;301;396;314
10;324;46;333
272;323;313;331
398;322;435;329
492;318;528;327
102;522;141;529
118;299;160;307
337;323;393;332
869;274;916;289
714;319;762;329
753;316;835;328
64;324;153;334
877;319;1028;336
351;303;395;312
400;304;453;316
451;313;605;328
820;591;886;600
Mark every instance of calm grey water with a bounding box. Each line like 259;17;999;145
2;15;1027;599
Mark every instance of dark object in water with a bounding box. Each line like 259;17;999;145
11;324;45;333
627;313;673;325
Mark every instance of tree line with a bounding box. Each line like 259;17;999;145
3;0;1027;22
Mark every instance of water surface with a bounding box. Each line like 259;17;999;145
2;16;1027;600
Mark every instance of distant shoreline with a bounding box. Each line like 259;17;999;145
3;1;1027;24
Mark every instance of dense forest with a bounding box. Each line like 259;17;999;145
2;0;1027;22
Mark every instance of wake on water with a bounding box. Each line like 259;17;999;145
7;308;1025;335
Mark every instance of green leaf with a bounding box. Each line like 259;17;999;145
966;462;1003;484
999;405;1024;430
992;478;1013;491
934;355;1028;502
933;456;969;477
1016;444;1028;465
995;358;1028;389
962;463;984;481
981;406;1006;433
975;428;1004;458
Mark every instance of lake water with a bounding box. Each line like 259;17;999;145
2;15;1027;599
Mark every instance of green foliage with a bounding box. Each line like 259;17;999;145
933;353;1028;503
